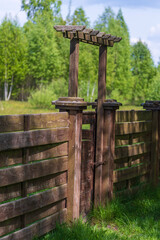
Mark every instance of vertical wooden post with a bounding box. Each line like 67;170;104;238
68;38;79;97
102;101;121;204
151;110;159;186
21;114;30;228
67;110;82;220
94;46;107;206
142;101;160;186
54;97;87;221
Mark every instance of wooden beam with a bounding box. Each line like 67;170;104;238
94;45;107;206
102;110;115;204
151;111;159;185
54;25;85;32
68;38;79;97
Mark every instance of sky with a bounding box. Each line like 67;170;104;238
0;0;160;65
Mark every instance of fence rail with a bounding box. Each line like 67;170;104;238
0;109;159;239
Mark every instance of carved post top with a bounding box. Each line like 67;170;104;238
52;97;87;111
88;99;122;110
141;101;160;110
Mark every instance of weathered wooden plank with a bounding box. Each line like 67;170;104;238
29;112;69;129
1;208;67;240
25;200;66;225
54;25;85;32
29;142;68;162
68;38;79;97
0;172;67;203
102;110;115;204
0;184;21;203
115;131;151;147
0;156;68;187
0;200;65;237
83;28;93;34
151;111;159;185
67;111;83;220
0;216;21;237
0;143;68;168
0;150;22;168
0;184;67;222
94;45;107;206
113;164;149;183
0;115;24;133
27;172;67;195
114;153;150;170
0;112;69;133
0;127;69;151
82;112;96;124
116;110;152;122
115;143;151;160
82;129;92;140
80;140;94;215
115;121;152;135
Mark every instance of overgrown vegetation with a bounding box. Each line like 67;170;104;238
37;185;160;240
0;0;160;107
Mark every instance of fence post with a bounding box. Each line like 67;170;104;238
54;97;87;221
142;101;160;186
102;100;121;204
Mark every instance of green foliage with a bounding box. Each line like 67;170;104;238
0;2;159;104
147;71;160;100
131;40;156;103
28;79;67;109
0;17;28;100
71;8;90;27
21;0;62;21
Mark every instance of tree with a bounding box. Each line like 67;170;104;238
21;0;62;21
94;8;132;104
71;7;90;27
131;40;156;102
0;18;28;100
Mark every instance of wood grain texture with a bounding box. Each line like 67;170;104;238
0;184;67;222
0;172;67;202
94;46;107;206
54;25;85;31
113;164;149;183
68;38;79;97
151;111;159;185
1;208;67;240
67;111;83;220
0;127;69;151
115;131;151;147
0;201;65;237
116;110;152;122
29;112;69;129
115;143;151;160
102;110;115;204
0;156;68;187
0;143;68;168
115;121;152;135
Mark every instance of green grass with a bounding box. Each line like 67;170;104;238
0;101;55;115
0;101;143;115
36;185;160;240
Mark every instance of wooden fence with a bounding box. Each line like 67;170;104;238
114;110;152;196
0;109;159;239
0;113;69;239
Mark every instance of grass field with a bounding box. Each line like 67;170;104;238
36;186;160;240
0;101;143;115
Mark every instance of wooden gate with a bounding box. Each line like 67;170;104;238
80;111;96;216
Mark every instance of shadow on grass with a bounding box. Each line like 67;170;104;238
37;185;160;240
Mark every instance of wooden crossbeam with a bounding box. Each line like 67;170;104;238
54;25;122;47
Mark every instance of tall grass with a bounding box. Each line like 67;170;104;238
37;185;160;240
